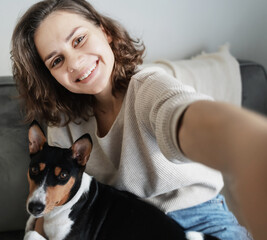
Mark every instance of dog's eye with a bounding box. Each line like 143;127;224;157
59;171;69;180
30;166;39;175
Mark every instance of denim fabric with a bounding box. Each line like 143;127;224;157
167;194;253;240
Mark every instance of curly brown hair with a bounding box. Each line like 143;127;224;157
11;0;145;126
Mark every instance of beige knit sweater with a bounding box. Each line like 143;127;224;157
47;66;223;213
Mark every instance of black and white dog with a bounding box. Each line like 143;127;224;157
24;121;219;240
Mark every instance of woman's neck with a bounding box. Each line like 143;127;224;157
93;91;125;137
94;89;124;113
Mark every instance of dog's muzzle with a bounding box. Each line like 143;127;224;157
28;201;45;216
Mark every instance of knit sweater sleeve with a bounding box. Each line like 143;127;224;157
132;67;213;161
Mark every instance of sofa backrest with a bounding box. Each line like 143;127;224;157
0;60;266;233
0;77;29;232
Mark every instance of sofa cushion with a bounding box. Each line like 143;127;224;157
0;77;29;232
143;45;242;106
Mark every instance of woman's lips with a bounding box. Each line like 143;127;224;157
76;59;99;83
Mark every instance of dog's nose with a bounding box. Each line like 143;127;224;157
28;201;45;216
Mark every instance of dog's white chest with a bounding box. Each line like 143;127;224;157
42;174;92;240
44;209;73;240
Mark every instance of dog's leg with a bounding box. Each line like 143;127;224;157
186;231;204;240
186;231;219;240
24;230;47;240
24;216;47;240
25;215;36;232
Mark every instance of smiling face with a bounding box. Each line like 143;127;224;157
34;10;115;96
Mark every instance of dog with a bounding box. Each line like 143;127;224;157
24;121;219;240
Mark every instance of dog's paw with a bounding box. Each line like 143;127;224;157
24;230;46;240
186;231;204;240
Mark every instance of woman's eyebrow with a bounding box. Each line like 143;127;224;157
65;26;81;42
44;26;81;63
44;51;57;63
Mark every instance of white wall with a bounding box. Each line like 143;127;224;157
1;0;267;76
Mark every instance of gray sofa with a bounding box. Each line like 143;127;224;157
0;60;266;240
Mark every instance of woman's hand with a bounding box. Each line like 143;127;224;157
178;100;267;240
34;217;46;238
24;217;46;240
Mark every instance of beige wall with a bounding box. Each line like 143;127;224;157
1;0;267;76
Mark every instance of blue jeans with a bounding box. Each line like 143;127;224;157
167;194;253;240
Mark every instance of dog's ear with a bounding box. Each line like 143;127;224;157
28;120;47;154
71;134;93;166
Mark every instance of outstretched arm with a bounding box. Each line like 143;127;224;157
178;100;267;240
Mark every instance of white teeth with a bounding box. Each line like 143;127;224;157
79;63;97;81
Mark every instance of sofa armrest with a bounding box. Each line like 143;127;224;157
239;60;267;115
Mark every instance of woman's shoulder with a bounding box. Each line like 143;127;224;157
133;65;170;81
130;64;195;95
129;65;181;93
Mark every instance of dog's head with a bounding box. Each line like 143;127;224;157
26;121;93;217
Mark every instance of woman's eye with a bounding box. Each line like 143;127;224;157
51;57;63;68
31;166;39;175
59;171;69;180
73;36;85;47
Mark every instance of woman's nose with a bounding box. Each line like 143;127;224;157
66;54;84;73
68;66;74;73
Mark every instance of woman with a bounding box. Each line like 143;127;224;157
12;0;267;239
